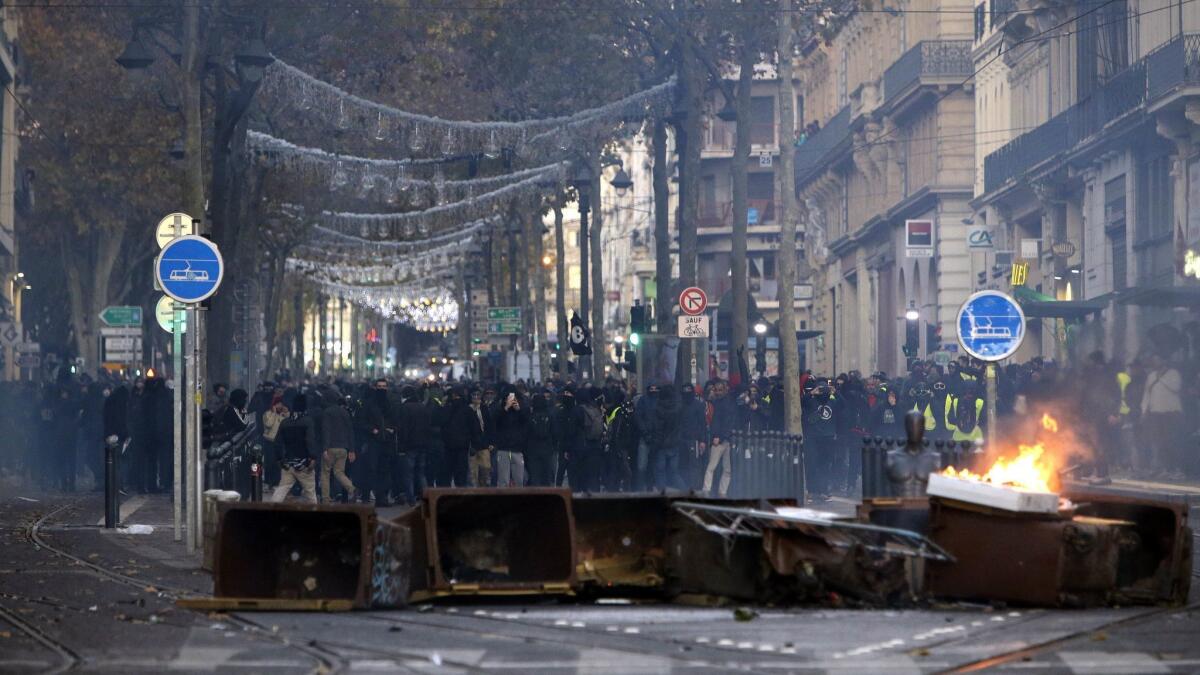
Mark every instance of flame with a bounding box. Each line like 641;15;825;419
941;414;1062;493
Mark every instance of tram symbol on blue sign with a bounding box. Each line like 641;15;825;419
155;235;224;304
955;290;1026;362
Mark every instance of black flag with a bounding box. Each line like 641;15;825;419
568;311;592;356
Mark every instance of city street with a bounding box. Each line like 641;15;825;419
0;491;1194;674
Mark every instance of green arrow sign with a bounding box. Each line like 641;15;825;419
99;305;143;328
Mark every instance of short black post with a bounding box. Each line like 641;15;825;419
249;457;263;502
104;439;119;529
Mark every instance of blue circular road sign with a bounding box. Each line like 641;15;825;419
955;290;1026;362
155;235;224;304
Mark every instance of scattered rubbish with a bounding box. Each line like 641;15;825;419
16;497;38;502
119;524;155;535
733;607;759;622
430;653;443;666
88;605;97;612
303;576;318;592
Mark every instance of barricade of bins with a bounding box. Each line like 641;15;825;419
728;430;805;500
860;436;983;499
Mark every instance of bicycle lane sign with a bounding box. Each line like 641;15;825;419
155;235;224;304
677;314;710;338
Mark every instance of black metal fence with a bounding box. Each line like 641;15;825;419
728;430;805;500
204;422;261;500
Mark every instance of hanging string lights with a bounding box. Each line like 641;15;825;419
259;58;676;160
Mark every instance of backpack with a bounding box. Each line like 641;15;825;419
581;405;605;443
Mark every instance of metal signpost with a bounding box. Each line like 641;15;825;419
486;307;522;335
156;228;223;551
956;290;1026;452
99;305;144;328
678;287;709;385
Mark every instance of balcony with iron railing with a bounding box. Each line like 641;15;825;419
698;199;776;229
794;105;852;189
883;40;973;108
982;61;1148;193
1146;33;1200;102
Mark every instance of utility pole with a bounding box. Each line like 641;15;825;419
776;0;802;436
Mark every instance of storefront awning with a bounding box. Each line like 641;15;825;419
1116;284;1200;308
1012;286;1107;319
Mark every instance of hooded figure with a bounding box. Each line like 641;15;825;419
526;395;558;486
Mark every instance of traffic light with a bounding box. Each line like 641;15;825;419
623;349;637;372
630;301;646;335
629;332;640;347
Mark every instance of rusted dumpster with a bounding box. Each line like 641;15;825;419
926;491;1192;607
401;488;577;600
210;502;410;609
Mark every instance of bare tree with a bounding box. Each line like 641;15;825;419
775;0;802;435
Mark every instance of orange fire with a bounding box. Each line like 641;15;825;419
940;415;1062;493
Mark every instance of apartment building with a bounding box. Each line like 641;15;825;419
793;0;977;376
971;0;1200;365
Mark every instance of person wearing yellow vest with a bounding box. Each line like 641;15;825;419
944;389;985;442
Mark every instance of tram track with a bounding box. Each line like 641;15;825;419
937;527;1200;673
22;499;348;675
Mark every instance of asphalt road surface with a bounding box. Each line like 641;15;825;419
0;490;1195;674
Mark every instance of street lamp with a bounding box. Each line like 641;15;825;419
116;30;155;70
609;167;633;197
716;97;738;123
905;302;920;321
754;322;768;335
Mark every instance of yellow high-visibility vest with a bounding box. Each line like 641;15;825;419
910;403;937;431
944;396;984;442
1117;372;1131;416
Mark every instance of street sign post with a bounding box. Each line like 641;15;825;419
99;305;143;328
155;222;218;553
155;212;196;249
156;235;224;304
486;306;522;335
956;290;1026;454
155;295;186;333
678;286;708;316
677;314;710;338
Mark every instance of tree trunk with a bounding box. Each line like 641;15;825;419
776;1;802;436
554;201;569;378
292;287;304;374
652;121;673;336
261;255;285;380
590;156;605;382
675;44;704;386
730;45;755;384
531;208;551;383
578;190;590;380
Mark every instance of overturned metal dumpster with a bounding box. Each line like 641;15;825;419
206;502;411;610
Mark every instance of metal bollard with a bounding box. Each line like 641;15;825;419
104;439;119;529
249;458;263;502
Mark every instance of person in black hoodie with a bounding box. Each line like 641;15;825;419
702;380;736;496
395;385;430;504
363;379;396;506
651;385;685;490
525;395;557;486
678;384;707;488
554;388;583;486
442;387;482;487
102;385;130;495
870;387;904;438
320;393;357;503
491;383;530;487
271;394;319;503
802;379;841;497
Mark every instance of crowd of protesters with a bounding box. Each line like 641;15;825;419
0;339;1196;499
